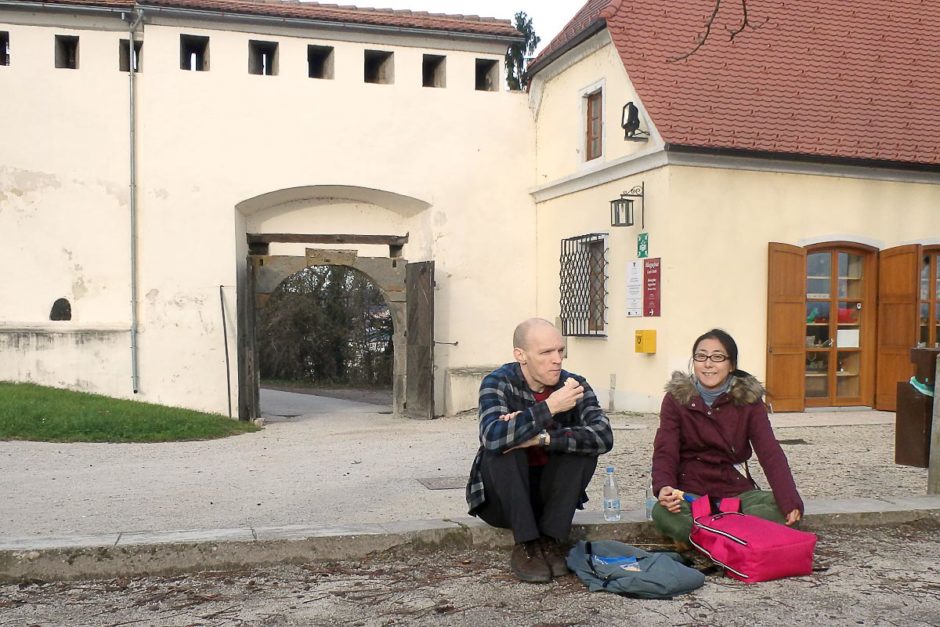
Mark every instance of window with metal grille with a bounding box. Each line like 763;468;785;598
585;90;602;160
559;233;608;336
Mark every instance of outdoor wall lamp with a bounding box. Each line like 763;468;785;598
610;182;644;228
622;102;650;140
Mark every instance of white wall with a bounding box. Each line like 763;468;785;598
0;8;537;414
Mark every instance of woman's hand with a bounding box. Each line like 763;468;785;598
658;486;682;514
785;509;802;526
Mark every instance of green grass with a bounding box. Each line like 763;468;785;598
0;382;259;443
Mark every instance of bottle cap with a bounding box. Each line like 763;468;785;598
606;466;614;472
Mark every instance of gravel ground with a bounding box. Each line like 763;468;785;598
0;407;927;538
588;413;927;512
2;518;938;626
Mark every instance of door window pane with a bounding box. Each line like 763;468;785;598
806;252;830;298
806;301;830;347
838;252;863;298
920;303;930;347
922;258;930;301
934;254;940;299
805;352;829;397
836;351;860;398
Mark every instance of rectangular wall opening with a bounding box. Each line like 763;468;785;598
475;58;498;91
364;49;394;84
249;39;278;76
1;32;9;66
55;35;79;69
422;54;446;88
180;34;209;71
307;44;334;79
119;39;143;72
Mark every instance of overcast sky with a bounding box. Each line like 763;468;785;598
344;1;588;53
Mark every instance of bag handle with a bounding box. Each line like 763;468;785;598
691;494;711;519
691;494;741;519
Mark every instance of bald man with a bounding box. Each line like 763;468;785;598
465;318;613;583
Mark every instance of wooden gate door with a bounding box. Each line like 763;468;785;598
405;261;434;419
875;244;921;411
766;243;806;412
237;256;261;420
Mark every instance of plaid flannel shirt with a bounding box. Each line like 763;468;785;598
465;362;614;515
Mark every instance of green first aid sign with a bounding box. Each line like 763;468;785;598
637;232;649;258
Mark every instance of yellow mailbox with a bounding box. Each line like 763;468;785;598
635;329;657;353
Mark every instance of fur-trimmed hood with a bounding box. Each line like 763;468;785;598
665;371;765;406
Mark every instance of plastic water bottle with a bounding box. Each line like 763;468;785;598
603;466;621;521
645;472;656;521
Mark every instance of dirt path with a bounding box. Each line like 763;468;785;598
3;519;938;626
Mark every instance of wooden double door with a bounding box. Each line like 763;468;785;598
767;242;939;412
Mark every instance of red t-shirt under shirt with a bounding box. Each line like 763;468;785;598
527;389;552;467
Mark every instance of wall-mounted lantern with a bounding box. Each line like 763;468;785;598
610;182;644;228
622;102;650;140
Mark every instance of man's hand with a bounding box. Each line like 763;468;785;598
545;377;583;415
498;411;522;422
658;486;682;514
785;509;802;526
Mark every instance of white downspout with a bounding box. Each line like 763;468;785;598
127;9;143;393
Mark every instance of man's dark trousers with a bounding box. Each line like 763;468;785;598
476;449;597;543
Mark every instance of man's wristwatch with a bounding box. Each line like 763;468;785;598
538;430;550;447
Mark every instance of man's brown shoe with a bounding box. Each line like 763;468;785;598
510;540;552;583
539;536;570;578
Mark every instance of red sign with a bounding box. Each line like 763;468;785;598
643;257;661;317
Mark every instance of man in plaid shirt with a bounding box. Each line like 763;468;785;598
465;318;613;583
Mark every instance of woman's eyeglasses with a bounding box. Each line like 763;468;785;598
693;353;728;363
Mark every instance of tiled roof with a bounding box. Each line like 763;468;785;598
537;0;940;167
28;0;521;39
529;0;612;68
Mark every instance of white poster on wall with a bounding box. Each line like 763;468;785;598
627;260;643;317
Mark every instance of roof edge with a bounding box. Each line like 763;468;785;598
140;4;524;42
665;143;940;175
526;18;607;79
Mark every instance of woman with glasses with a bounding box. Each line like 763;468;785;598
650;328;804;545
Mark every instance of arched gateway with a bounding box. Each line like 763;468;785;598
235;186;434;420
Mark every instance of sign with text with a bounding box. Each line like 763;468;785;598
627;260;643;317
643;257;661;317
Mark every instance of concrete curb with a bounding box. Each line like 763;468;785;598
3;497;939;583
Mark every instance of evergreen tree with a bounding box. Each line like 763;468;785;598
505;11;540;90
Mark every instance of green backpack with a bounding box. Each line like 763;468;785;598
566;540;706;599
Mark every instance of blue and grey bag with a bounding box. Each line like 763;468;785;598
566;540;705;599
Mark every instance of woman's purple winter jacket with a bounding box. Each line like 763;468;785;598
651;371;804;516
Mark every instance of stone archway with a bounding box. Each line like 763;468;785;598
248;249;406;417
234;186;434;421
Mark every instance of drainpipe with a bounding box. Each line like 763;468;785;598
127;9;143;393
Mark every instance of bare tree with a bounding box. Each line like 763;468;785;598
670;0;767;62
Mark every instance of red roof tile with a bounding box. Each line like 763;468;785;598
33;1;521;38
536;0;940;167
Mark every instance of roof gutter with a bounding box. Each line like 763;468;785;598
526;18;607;79
0;0;131;15
0;1;523;43
664;143;940;175
137;4;524;44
